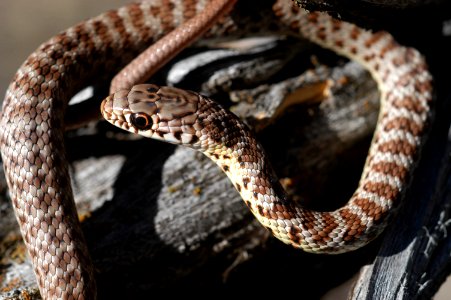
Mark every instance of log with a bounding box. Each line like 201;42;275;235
294;0;447;10
1;37;381;299
293;0;451;39
1;0;451;299
350;93;451;299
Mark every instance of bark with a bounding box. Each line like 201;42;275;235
1;39;381;299
1;1;451;299
294;0;451;37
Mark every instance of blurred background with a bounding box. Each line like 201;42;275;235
0;0;125;97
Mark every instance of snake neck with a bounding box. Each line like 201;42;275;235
101;0;433;255
98;0;434;256
0;2;280;298
194;96;377;254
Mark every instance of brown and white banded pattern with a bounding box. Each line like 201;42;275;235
103;1;432;255
0;1;241;299
1;0;432;299
268;0;433;251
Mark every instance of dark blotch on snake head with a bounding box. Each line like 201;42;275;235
130;112;153;130
146;85;160;93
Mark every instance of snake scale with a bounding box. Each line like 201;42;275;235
0;0;432;299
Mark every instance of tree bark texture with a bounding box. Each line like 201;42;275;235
1;1;451;299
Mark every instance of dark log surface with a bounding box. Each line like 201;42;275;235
1;1;451;299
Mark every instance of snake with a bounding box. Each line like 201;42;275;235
0;0;432;299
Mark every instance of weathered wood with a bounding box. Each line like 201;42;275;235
294;0;451;39
1;39;381;299
350;96;451;299
295;0;447;10
1;1;451;299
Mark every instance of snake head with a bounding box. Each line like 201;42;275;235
101;84;203;146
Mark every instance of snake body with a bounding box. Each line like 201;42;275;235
1;0;432;298
0;1;243;298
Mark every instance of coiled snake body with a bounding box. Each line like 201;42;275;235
1;0;432;298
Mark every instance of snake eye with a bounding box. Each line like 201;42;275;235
130;113;152;130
